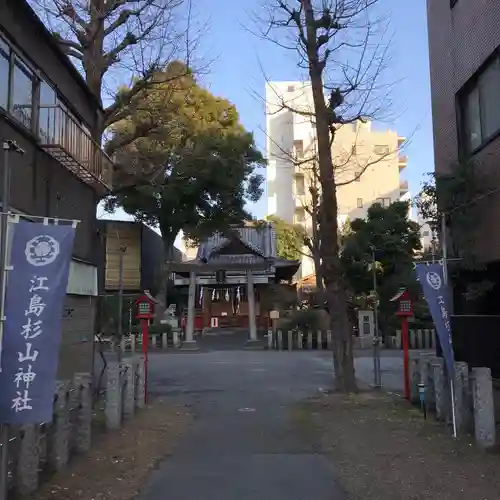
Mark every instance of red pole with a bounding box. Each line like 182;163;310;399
402;316;410;400
141;318;149;404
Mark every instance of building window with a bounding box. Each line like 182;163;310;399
294;174;305;195
422;230;430;237
357;198;363;208
374;144;389;155
375;197;390;207
294;208;305;224
293;139;304;158
0;43;8;111
460;55;500;153
11;57;34;129
354;169;362;182
287;85;295;92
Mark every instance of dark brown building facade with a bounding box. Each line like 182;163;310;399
427;0;500;263
0;0;113;377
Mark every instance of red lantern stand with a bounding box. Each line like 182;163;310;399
390;289;413;400
135;294;155;404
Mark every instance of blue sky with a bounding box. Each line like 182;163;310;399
102;0;434;228
195;0;434;219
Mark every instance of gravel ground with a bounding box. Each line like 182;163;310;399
296;391;500;500
30;399;192;500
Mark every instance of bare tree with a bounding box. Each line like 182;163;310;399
31;0;201;138
258;0;392;392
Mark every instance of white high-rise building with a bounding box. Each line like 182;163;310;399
266;81;409;278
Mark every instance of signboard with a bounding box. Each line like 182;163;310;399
270;310;280;320
415;262;455;374
136;294;154;319
0;220;75;424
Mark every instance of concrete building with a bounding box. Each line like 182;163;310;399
0;0;113;378
265;81;408;277
427;0;500;313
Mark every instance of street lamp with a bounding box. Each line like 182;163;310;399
369;245;382;388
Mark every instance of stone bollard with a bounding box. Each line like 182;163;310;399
326;330;333;349
172;329;180;347
73;373;92;453
151;334;157;349
432;358;449;421
123;360;136;419
416;329;423;349
135;356;146;409
409;354;420;404
471;367;496;448
105;362;123;429
317;330;323;350
48;380;70;471
267;329;273;349
424;356;437;410
277;330;283;350
395;330;402;349
16;424;39;495
454;361;473;434
288;331;293;351
307;331;313;350
162;332;168;350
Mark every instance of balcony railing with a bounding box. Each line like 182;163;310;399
398;155;408;171
38;105;113;194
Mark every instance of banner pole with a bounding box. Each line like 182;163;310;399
441;212;458;438
0;141;20;500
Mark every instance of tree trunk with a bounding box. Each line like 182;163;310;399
302;0;357;392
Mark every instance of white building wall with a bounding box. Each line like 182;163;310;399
265;81;408;279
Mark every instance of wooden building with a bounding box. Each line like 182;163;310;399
97;220;182;296
172;224;300;343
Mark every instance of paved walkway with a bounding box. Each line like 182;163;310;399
138;344;348;499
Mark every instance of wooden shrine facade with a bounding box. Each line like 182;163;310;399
170;225;300;345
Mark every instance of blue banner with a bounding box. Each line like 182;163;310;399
415;262;455;374
0;220;75;424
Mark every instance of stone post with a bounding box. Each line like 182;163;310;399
288;330;293;351
317;330;323;350
471;367;496;448
307;331;313;350
432;358;448;421
416;329;423;349
183;271;198;349
246;270;258;343
151;334;157;349
48;381;70;471
16;424;39;495
326;330;333;349
277;330;283;350
162;332;168;350
409;354;420;404
396;330;401;349
454;361;473;434
172;328;180;347
267;329;273;349
73;373;92;453
105;362;123;429
123;360;136;419
135;356;146;409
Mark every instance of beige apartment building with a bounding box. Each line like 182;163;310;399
266;81;408;277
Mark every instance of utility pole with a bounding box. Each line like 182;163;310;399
116;244;126;362
0;140;25;500
371;246;382;388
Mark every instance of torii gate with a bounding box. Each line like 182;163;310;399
168;260;273;349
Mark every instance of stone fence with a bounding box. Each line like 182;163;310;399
387;329;436;350
117;331;182;353
267;330;333;350
2;355;146;497
409;352;496;449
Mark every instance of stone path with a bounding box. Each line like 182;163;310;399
138;347;348;500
